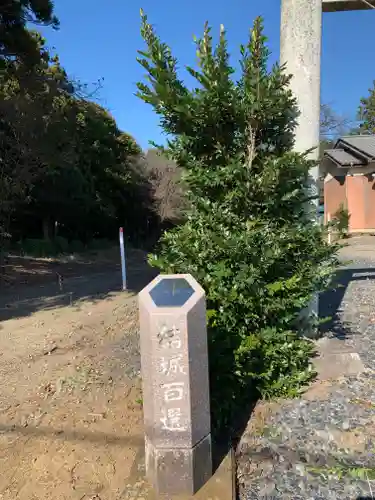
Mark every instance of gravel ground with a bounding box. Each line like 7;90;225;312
237;236;375;500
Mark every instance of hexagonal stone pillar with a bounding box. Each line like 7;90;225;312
138;274;212;496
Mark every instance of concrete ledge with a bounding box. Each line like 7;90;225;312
313;338;366;380
348;229;375;234
323;0;375;12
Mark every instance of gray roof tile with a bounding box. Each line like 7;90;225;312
339;135;375;158
324;148;365;167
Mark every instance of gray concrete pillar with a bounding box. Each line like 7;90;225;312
280;0;323;328
280;0;322;174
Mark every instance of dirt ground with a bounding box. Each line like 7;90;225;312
0;282;147;499
5;236;373;499
0;246;157;322
0;247;125;287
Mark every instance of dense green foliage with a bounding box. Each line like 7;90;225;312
0;0;347;260
358;80;375;134
0;20;161;249
1;0;58;65
333;204;350;238
137;13;339;431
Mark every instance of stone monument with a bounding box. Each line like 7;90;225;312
138;274;212;496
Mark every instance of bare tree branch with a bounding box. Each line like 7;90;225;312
144;149;186;223
320;103;353;139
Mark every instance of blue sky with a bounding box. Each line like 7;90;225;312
40;0;375;150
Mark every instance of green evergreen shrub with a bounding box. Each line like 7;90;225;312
22;238;57;257
333;204;350;238
87;238;113;251
69;239;86;253
137;14;339;432
54;236;70;254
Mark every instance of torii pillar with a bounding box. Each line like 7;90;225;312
280;0;375;330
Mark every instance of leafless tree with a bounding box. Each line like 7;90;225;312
144;149;186;223
320;103;353;139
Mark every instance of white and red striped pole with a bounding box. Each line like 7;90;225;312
119;227;127;290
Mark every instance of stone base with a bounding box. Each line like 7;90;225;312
145;434;212;496
313;352;365;380
313;337;366;380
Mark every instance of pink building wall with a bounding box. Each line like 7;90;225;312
324;174;375;232
324;176;346;224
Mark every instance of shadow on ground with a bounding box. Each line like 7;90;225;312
0;249;158;322
211;393;258;480
0;422;144;447
319;267;375;338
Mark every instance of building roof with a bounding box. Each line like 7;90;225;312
324;148;365;167
323;134;375;168
337;135;375;159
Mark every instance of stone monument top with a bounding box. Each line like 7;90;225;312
149;276;195;308
140;274;203;310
